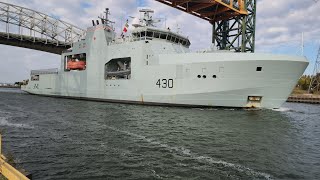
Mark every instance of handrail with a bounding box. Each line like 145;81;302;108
0;134;30;180
31;68;59;75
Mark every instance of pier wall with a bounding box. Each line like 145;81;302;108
287;95;320;104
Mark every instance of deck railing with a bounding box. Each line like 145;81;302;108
0;134;30;180
31;68;58;75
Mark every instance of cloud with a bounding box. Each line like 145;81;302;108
0;0;319;83
256;0;320;48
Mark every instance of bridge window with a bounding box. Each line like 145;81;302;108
134;29;190;47
160;33;167;39
147;31;153;38
105;57;131;80
31;75;39;81
167;35;172;41
141;31;146;38
65;53;87;71
154;32;160;38
173;36;177;42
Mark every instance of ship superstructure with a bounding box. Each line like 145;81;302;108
22;9;308;109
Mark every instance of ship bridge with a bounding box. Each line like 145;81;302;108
131;26;191;47
155;0;256;52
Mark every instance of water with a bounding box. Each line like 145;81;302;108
0;88;319;180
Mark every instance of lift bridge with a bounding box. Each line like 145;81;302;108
0;2;86;55
0;0;255;54
156;0;256;52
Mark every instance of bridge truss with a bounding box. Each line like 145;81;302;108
155;0;256;52
0;2;86;54
213;0;256;52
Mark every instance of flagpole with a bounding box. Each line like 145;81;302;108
120;12;124;37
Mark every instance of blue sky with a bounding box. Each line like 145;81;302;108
0;0;319;83
261;40;320;75
136;0;146;6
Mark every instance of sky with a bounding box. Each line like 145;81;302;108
0;0;319;83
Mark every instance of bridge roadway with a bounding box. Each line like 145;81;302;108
0;32;70;55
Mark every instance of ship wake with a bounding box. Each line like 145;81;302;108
104;125;273;180
0;117;34;129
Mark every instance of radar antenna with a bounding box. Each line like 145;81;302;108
139;9;160;27
98;8;115;27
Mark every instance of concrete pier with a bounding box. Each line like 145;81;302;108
287;95;320;104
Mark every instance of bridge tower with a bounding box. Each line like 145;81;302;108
155;0;256;52
212;0;256;52
309;46;320;93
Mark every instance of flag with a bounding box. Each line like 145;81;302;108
122;19;129;33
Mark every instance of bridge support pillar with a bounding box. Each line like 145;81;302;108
212;0;256;52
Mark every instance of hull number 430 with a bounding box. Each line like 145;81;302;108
156;79;173;88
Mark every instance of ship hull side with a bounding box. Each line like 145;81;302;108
22;53;308;109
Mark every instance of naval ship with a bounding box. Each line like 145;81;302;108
22;9;308;109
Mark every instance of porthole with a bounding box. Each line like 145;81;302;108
203;75;207;79
213;75;217;78
197;75;201;78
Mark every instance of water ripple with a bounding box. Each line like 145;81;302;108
104;125;273;180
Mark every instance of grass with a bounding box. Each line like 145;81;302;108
0;174;8;180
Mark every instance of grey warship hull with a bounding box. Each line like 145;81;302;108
22;12;308;109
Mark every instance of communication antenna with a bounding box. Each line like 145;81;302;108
98;8;115;27
308;46;320;93
176;24;181;34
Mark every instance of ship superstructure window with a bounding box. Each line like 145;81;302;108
65;53;87;71
105;57;131;80
31;75;39;81
256;67;262;72
132;28;190;48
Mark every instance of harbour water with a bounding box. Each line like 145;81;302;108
0;88;319;180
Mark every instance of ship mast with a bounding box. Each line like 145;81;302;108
98;8;115;27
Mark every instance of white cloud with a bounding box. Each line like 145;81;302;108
0;0;319;82
256;0;320;48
